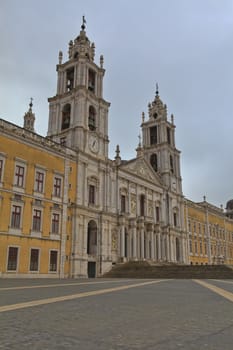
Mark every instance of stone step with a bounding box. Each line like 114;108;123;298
104;262;233;279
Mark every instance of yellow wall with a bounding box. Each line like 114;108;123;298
185;200;233;265
0;130;77;277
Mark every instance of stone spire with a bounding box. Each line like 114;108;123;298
136;133;143;158
23;98;35;132
115;145;121;165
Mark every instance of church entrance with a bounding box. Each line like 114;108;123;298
88;262;96;278
87;220;97;255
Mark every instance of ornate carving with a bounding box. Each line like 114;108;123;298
130;195;136;214
111;231;117;250
148;201;153;217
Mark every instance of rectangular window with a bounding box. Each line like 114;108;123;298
89;185;95;205
49;250;58;272
199;223;201;234
150;126;157;145
200;241;202;254
88;69;96;93
0;159;3;181
30;249;39;271
188;220;191;232
156;206;160;222
32;209;41;232
121;195;126;213
204;242;207;255
7;247;18;271
15;165;25;187
140;195;145;216
193;222;196;233
173;213;177;227
195;241;198;254
167;127;171;144
170;155;174;173
11;205;21;228
52;213;59;234
35;171;44;193
189;238;192;253
53;177;62;197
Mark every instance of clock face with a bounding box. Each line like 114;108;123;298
89;135;99;153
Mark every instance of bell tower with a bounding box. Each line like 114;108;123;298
141;85;182;194
47;18;110;159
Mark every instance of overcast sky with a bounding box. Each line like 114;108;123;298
0;0;233;207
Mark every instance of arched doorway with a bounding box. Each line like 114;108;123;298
87;220;97;255
87;220;97;278
176;237;180;262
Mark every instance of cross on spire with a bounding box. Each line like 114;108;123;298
81;15;86;30
29;97;33;110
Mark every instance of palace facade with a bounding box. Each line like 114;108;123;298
0;22;232;277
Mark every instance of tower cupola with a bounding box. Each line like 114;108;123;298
148;84;168;121
68;17;95;62
226;199;233;219
23;98;35;132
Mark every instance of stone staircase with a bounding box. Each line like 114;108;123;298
103;261;233;279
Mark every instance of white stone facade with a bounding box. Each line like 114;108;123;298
47;23;188;277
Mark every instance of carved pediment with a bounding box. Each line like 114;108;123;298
119;158;162;186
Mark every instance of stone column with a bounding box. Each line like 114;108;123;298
62;71;66;94
120;225;125;258
181;234;186;263
141;228;145;259
167;232;171;261
132;224;137;259
153;232;157;261
128;230;131;258
137;230;140;258
157;232;161;260
161;235;167;260
150;229;155;260
170;235;174;262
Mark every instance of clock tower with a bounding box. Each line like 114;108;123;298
47;19;110;160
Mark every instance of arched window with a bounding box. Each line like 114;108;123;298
150;153;158;172
61;104;71;130
66;67;74;91
88;69;96;92
88;106;96;131
170;155;174;173
167;127;171;144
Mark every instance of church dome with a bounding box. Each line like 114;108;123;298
226;199;233;210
